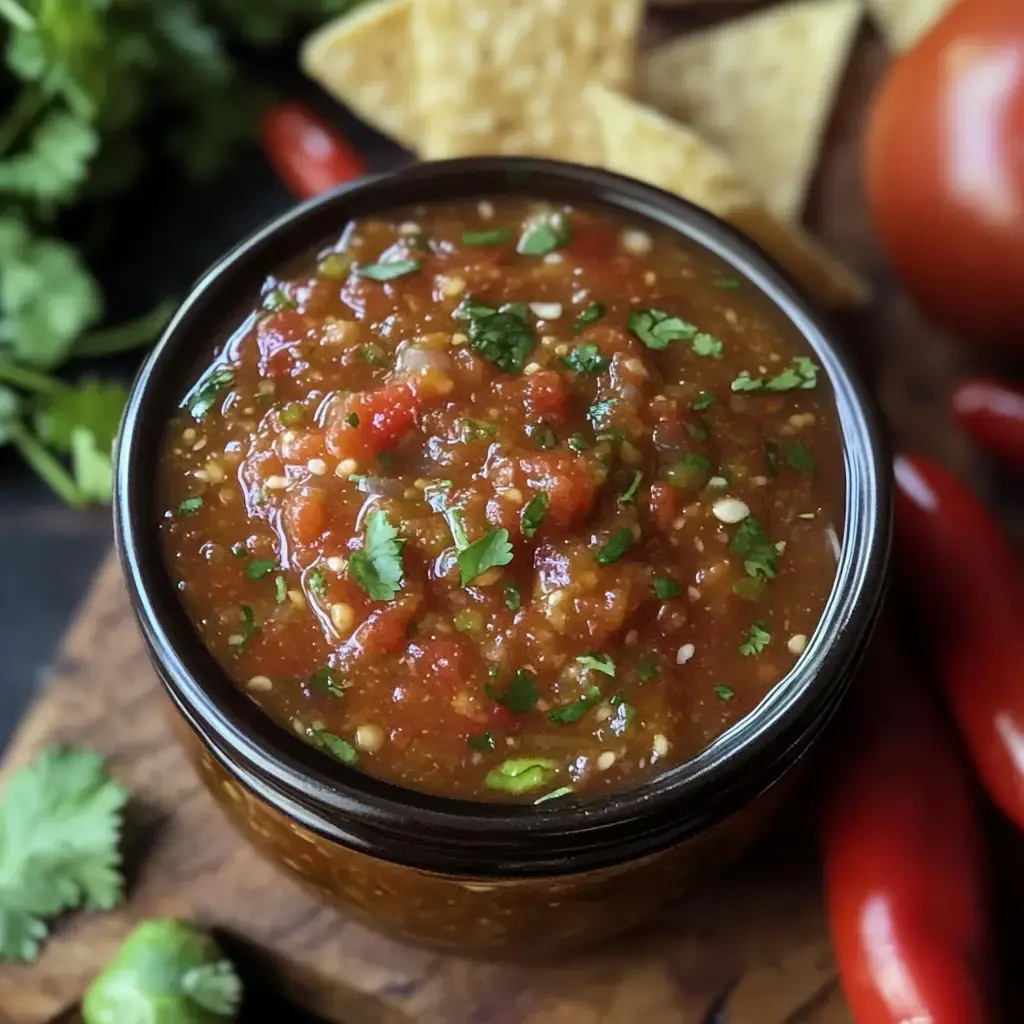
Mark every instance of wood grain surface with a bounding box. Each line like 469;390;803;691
1;14;1020;1024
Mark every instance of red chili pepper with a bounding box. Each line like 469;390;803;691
894;454;1024;832
952;378;1024;472
261;102;367;199
822;628;996;1023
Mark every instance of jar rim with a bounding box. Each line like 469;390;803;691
114;157;891;877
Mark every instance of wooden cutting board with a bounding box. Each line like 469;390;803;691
0;22;1016;1024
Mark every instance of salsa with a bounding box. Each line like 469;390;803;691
158;198;844;803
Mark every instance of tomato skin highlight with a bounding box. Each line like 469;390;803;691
261;102;367;199
864;0;1024;349
952;377;1024;472
822;628;996;1024
894;455;1024;832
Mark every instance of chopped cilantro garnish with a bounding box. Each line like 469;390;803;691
636;653;660;681
520;493;549;538
187;367;234;420
764;440;780;477
307;565;329;600
360;343;390;367
177;496;203;516
576;653;615;677
573;302;606;334
504;581;522;611
562;343;608;374
308;666;344;698
459;528;513;586
594;527;633;566
740;621;772;656
356;259;421;281
346;411;359;428
274;576;287;604
690;391;716;411
528;421;558;449
349;510;405;601
458;418;498;443
714;276;742;290
262;287;296;312
787;440;816;474
730;516;779;580
619;470;642;504
731;357;820;393
486;668;539;714
568;433;591;454
627;308;696;350
692;332;723;358
229;605;258;652
468;731;497;753
485;757;557;794
453;298;536;374
586;398;616;430
308;725;358;765
517;213;571;256
548;685;602;723
652;576;681;599
244;557;276;581
462;228;512;246
714;685;736;702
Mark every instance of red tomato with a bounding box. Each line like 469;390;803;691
894;455;1024;832
823;628;996;1024
261;103;367;200
864;0;1024;348
952;377;1024;471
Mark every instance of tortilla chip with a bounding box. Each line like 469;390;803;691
412;0;643;162
866;0;957;50
585;84;870;308
301;0;417;150
641;0;862;223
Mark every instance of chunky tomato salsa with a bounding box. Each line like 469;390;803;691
159;198;844;803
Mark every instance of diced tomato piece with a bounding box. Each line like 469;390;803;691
523;370;569;420
649;481;678;531
283;490;326;545
325;381;421;462
519;452;595;527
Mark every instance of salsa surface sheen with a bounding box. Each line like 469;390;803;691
158;198;844;803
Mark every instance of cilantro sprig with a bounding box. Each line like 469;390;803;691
0;747;127;962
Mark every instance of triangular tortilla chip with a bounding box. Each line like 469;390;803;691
585;84;870;308
301;0;417;150
865;0;956;51
641;0;862;222
412;0;643;162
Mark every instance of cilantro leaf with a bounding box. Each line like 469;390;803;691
356;259;420;281
740;621;772;656
730;516;779;580
520;493;549;538
787;440;816;474
573;302;606;333
485;758;557;794
594;527;633;566
517;213;571;256
576;653;615;677
349;509;405;601
561;343;608;374
458;527;513;586
548;685;602;723
0;746;127;962
308;725;358;765
244;557;276;581
627;308;696;350
487;668;539;714
0;111;98;206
